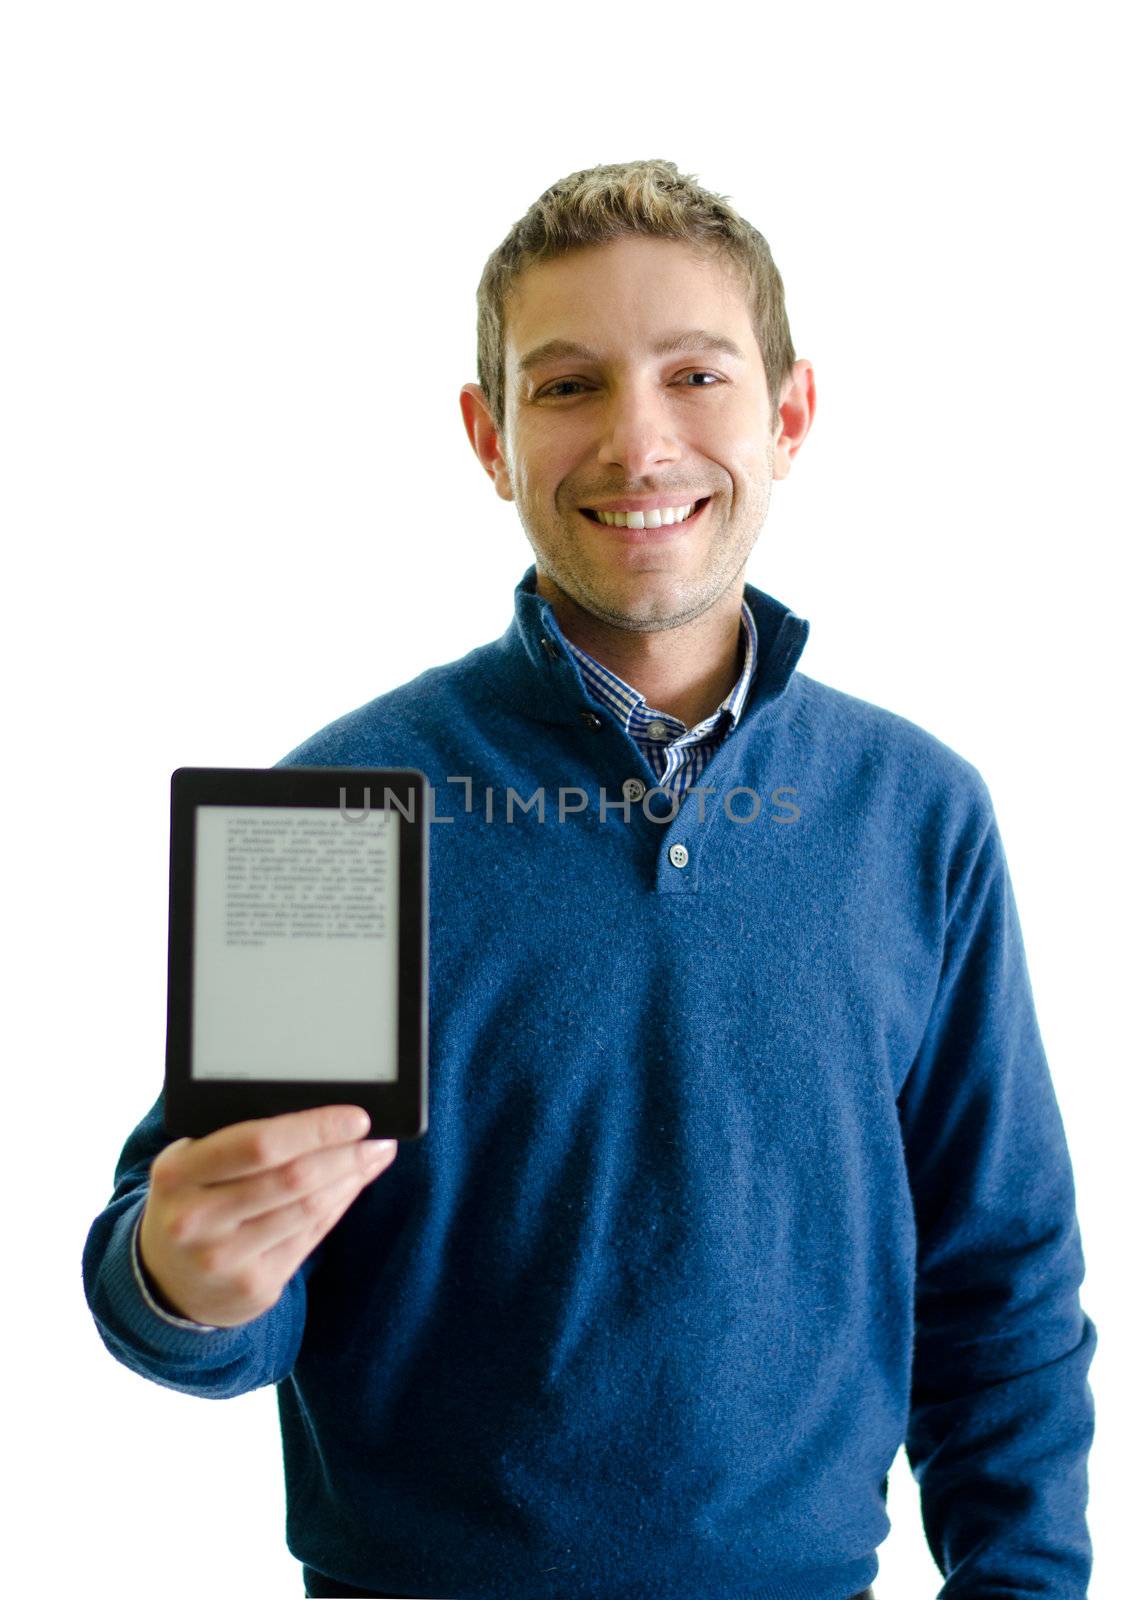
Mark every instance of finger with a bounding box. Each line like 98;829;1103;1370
248;1211;347;1309
199;1138;396;1234
165;1105;371;1187
219;1164;376;1277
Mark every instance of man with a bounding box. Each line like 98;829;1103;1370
83;159;1096;1599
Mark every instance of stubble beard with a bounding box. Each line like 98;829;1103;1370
527;456;774;634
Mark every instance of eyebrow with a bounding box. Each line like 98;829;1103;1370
516;328;747;377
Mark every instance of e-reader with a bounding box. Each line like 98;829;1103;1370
163;766;428;1141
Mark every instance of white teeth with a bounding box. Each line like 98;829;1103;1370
591;501;699;528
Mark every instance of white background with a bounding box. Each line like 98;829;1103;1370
3;3;1125;1596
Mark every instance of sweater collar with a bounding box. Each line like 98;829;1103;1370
483;564;810;730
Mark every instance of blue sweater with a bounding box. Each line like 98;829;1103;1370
82;564;1097;1599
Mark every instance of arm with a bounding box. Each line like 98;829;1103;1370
898;785;1097;1595
81;1090;310;1398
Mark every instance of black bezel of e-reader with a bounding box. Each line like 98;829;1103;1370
163;766;428;1141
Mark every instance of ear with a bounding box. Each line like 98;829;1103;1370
460;384;515;503
772;360;816;481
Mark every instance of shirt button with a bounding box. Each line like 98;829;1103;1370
623;778;646;802
668;843;689;869
646;719;669;740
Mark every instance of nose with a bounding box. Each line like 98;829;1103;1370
595;381;686;481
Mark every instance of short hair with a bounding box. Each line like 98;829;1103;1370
473;157;796;436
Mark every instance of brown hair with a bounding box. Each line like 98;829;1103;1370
473;157;796;437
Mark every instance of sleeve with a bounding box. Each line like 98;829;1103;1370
897;782;1097;1596
81;1088;312;1398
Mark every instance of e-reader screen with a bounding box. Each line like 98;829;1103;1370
192;804;399;1083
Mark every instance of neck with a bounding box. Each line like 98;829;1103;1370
538;573;747;730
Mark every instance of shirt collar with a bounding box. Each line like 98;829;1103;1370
562;599;758;738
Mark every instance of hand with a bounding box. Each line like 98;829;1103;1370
137;1105;396;1328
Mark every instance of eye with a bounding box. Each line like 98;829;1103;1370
538;372;723;398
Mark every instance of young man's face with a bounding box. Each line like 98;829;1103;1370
461;234;810;632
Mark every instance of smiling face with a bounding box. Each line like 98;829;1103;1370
461;234;812;633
